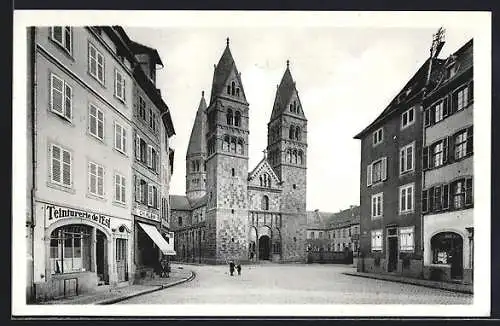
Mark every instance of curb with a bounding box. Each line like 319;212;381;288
97;271;196;305
342;272;473;295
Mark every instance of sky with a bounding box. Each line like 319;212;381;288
124;26;474;213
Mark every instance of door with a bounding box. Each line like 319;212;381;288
388;237;398;272
259;235;270;260
96;230;108;284
450;235;463;279
116;238;128;282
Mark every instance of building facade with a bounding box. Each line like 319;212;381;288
421;39;474;284
170;40;308;264
354;50;445;278
305;206;360;263
27;26;175;302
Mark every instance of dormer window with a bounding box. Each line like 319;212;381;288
373;128;383;146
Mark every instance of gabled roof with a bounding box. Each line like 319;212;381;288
189;194;208;210
248;156;281;185
169;195;191;211
306;210;327;228
270;61;305;121
128;40;164;68
186;91;208;157
209;40;248;104
353;58;443;139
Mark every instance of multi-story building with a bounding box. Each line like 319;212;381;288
27;26;175;302
421;39;473;284
305;206;360;263
354;51;445;278
170;40;308;264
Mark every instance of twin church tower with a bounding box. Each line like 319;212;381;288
172;38;308;264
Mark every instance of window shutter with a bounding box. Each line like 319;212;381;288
443;97;449;117
424;109;430;127
465;177;473;206
443;137;448;164
422;189;429;213
148;185;153;206
147;146;153;168
51;74;64;114
366;164;372;187
429;187;435;213
64;83;72;119
466;126;473;155
450;93;456;114
380;194;384;216
447;136;455;163
468;81;474;104
422;146;429;170
381;157;387;181
135;134;140;160
51;145;61;183
442;184;450;210
62;149;72;186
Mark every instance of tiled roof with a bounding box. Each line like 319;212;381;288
169;195;191;211
189;194;208;210
187;92;207;156
307;206;360;230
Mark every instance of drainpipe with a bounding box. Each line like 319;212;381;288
29;26;37;302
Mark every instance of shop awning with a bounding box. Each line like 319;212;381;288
138;222;176;256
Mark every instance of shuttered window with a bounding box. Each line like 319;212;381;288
50;73;72;120
88;161;104;197
114;69;126;101
115;174;126;203
89;104;104;140
51;26;72;54
50;144;72;187
114;122;127;153
88;42;105;84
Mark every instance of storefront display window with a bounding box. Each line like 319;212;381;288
50;225;92;274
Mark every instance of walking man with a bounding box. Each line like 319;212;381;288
236;263;242;276
229;260;235;276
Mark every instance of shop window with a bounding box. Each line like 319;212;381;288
50;225;92;274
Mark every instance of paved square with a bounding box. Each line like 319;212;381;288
116;264;473;304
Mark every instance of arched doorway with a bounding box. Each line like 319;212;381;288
259;235;271;260
96;229;108;284
431;232;463;279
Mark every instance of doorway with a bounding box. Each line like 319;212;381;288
116;238;128;282
431;232;463;280
387;227;398;272
259;235;271;260
96;230;108;285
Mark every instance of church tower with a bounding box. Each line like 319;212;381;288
185;91;207;203
267;60;308;261
205;38;250;264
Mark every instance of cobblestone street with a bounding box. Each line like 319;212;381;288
117;264;473;304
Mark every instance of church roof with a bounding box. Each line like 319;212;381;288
169;195;191;211
189;194;208;209
209;39;247;104
270;61;304;120
186;91;207;157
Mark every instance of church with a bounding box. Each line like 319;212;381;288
170;39;308;264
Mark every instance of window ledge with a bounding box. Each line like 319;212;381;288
87;132;106;146
87;71;106;88
112;200;127;209
86;192;106;202
49;38;75;62
50;110;74;126
399;210;415;216
46;181;76;194
113;147;129;158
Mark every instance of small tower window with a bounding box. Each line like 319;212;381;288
227;85;231;94
293;149;298;164
298;150;303;165
226;109;233;125
295;127;301;141
236;88;240;97
289;104;293;112
289;125;295;140
262;195;269;211
178;216;183;227
231;81;236;95
234;111;241;127
230;137;237;152
231;168;235;177
237;138;243;154
286;149;291;163
293;184;297;189
223;135;230;152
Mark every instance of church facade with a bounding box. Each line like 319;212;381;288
170;39;308;264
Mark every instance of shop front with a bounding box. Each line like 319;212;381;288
33;202;133;301
133;207;176;282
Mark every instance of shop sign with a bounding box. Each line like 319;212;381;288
45;204;111;228
133;207;160;222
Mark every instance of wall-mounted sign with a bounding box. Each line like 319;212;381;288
133;207;160;222
45;204;111;228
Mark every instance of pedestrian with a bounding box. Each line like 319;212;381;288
250;251;254;261
236;263;241;276
229;260;235;276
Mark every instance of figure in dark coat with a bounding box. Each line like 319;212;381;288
229;261;235;276
236;264;242;276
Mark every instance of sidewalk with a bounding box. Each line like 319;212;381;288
37;265;195;305
343;271;473;294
